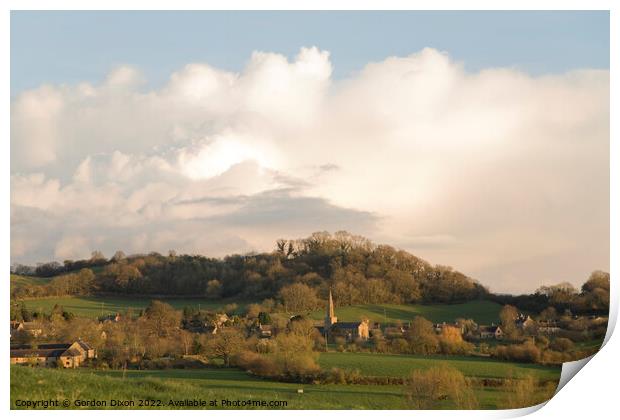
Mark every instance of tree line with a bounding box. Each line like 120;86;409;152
11;231;488;306
11;232;609;316
488;270;610;316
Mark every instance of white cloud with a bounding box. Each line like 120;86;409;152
10;47;609;293
55;235;92;260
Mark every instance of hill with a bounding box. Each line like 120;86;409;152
11;232;488;308
17;296;501;324
10;274;54;297
306;300;502;325
16;296;248;318
10;274;51;290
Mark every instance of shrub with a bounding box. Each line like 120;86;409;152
324;367;364;385
406;317;440;355
334;336;346;352
232;351;280;377
328;367;347;384
494;341;541;363
438;327;474;355
499;374;556;409
277;353;320;377
391;338;409;353
406;364;478;409
549;338;574;352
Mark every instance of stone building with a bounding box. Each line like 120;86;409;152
478;325;503;339
10;341;96;368
323;290;369;341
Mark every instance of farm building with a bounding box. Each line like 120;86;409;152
10;341;96;368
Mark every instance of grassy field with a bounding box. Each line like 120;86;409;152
307;300;503;324
318;352;561;381
10;274;52;291
11;272;502;324
15;296;248;317
15;291;502;324
10;364;554;410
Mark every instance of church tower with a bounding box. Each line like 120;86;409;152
325;289;338;328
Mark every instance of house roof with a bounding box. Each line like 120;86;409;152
76;340;93;350
10;348;66;358
332;322;364;329
11;343;71;350
480;325;501;333
10;341;93;358
384;326;404;332
62;348;83;357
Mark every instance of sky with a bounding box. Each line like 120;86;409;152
10;11;610;294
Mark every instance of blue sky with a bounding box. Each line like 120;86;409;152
11;11;609;94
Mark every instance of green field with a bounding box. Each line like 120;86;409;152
10;363;554;410
15;296;248;317
318;352;561;381
10;274;52;291
11;272;503;324
15;292;502;324
307;300;503;324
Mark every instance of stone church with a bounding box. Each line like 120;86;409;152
324;289;370;341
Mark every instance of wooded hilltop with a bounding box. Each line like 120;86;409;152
11;231;609;315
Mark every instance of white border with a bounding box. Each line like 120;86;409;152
3;2;616;419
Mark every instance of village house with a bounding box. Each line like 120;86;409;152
538;321;561;335
183;312;230;334
256;323;273;338
433;322;465;334
10;321;43;338
478;325;503;339
515;314;535;330
383;325;407;338
10;341;96;368
98;313;122;323
323;290;370;341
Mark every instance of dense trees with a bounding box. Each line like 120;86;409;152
206;329;246;366
489;270;610;316
279;283;320;312
406;317;440;354
11;233;609;318
579;271;610;312
499;305;519;338
11;232;488;307
143;301;182;337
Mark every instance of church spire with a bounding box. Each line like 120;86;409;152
325;288;337;327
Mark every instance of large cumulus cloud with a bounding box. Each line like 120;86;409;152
10;47;609;293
